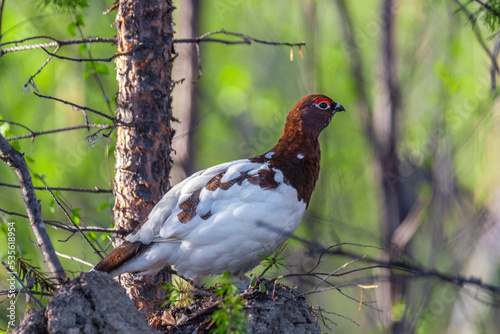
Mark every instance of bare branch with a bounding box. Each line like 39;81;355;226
32;92;127;125
0;134;66;279
0;0;5;40
0;120;36;138
39;46;133;63
0;31;304;59
45;188;105;259
0;36;115;55
0;182;112;193
290;236;500;297
0;207;123;234
24;45;60;91
55;252;94;268
175;30;306;48
2;122;114;141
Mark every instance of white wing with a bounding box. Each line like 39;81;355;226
126;159;264;244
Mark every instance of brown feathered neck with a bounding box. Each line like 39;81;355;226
250;94;342;206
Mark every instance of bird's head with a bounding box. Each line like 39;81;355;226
285;94;345;137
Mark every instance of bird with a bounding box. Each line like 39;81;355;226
93;94;345;283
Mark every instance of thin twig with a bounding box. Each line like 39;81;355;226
0;207;122;234
3;122;113;141
0;0;5;41
24;45;60;90
312;256;366;292
1;31;304;52
55;252;94;268
0;289;52;297
0;36;115;54
0;134;66;279
0;120;36;138
454;0;499;70
32;92;126;125
75;21;114;116
0;182;112;193
290;236;500;296
175;30;306;47
2;261;45;309
40;46;133;62
45;188;104;259
473;0;498;14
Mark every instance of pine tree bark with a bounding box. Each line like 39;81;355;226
113;0;175;317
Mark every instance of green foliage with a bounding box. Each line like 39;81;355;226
256;242;289;274
86;231;97;242
97;198;114;212
49;190;60;213
70;208;81;225
392;300;406;322
84;62;109;80
37;0;88;11
211;273;248;334
162;277;193;307
68;14;85;36
476;0;500;32
16;258;55;293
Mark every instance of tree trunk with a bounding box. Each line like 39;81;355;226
113;0;175;317
171;0;200;184
373;0;407;331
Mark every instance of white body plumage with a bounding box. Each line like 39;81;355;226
108;159;307;278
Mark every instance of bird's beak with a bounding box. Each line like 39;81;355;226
333;103;345;113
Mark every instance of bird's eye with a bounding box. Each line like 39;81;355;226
313;98;331;110
318;102;329;109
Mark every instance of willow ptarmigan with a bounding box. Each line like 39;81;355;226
93;94;345;280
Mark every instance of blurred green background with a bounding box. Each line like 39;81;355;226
1;0;500;332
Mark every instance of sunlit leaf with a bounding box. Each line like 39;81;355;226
95;63;109;75
76;14;85;26
83;70;93;80
67;22;76;36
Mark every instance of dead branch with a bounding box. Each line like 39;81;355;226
32;92;127;125
0;31;304;54
175;29;306;47
39;46;133;63
1;122;113;141
0;36;115;55
0;134;66;279
0;207;123;234
0;182;112;193
290;236;500;299
46;188;104;259
55;252;94;268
